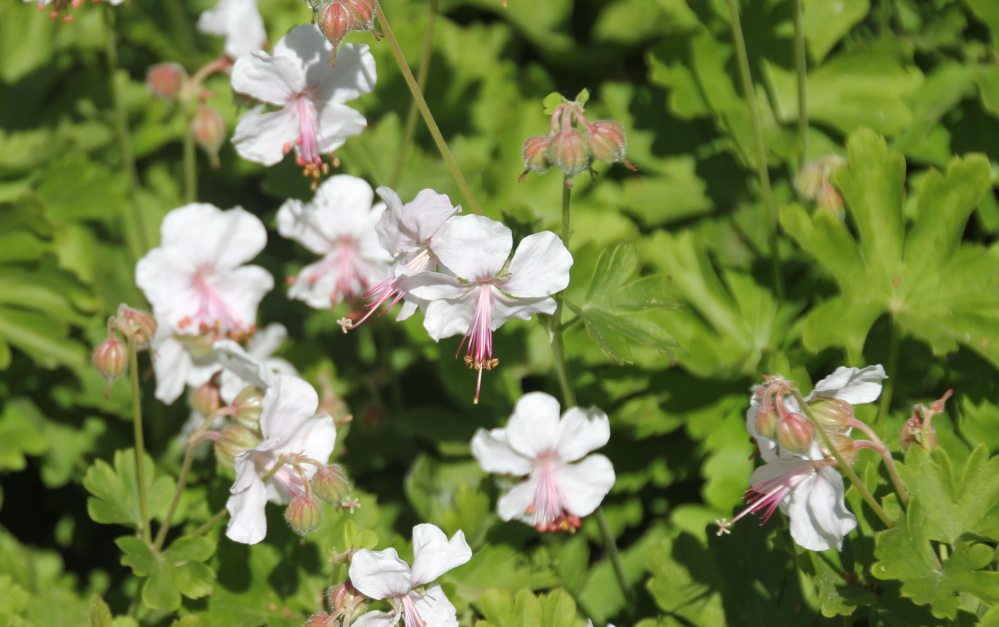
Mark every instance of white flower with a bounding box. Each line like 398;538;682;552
135;203;273;403
349;524;472;627
407;215;572;402
217;323;298;403
231;25;376;179
197;0;267;59
716;456;857;552
471;392;615;532
277;175;392;309
344;186;461;330
807;365;888;404
226;375;336;545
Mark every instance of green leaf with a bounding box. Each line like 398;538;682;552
84;449;175;529
872;499;999;619
567;243;678;364
542;92;564;116
88;594;113;627
477;588;584;627
117;536;216;611
0;398;48;472
967;0;999;49
781;129;999;366
802;0;870;62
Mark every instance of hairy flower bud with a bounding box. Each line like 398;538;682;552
285;494;323;536
586;120;627;164
146;62;188;99
900;390;951;452
522;135;550;173
826;434;859;467
817;180;845;219
318;0;376;64
546;128;590;176
114;305;157;348
232;386;265;430
214;424;262;468
328;580;360;612
93;334;128;386
775;413;815;456
753;400;779;440
808;397;853;435
191;382;222;418
191;104;227;170
312;464;350;503
304;613;334;627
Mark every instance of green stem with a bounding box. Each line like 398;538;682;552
725;0;783;301
596;508;635;607
850;419;909;507
188;508;229;540
390;0;438;187
374;0;482;215
877;319;901;423
103;4;148;265
793;390;893;527
792;0;808;169
128;339;152;545
153;446;194;553
183;100;197;203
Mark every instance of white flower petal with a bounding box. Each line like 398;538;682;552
272;414;337;475
496;474;539;523
410;525;472;587
260;375;320;440
158;203;268;273
231;50;303;106
198;0;267;59
488;293;556;329
277;198;330;255
421;297;475;341
225;464;268;544
233;106;300;166
505;392;562;458
406;272;469;302
315;103;367;154
432;215;511;280
312;175;376;235
349;548;413;600
500;231;572;298
313;43;378;104
471;428;534;476
410;585;459;627
558;454;615;518
150;333;193;404
352;611;397;627
554;406;610;462
809;365;887;405
215;339;275;402
247;323;288;359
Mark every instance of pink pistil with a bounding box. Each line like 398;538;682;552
457;286;499;405
524;454;581;533
293;96;331;184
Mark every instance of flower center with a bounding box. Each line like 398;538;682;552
290;96;332;186
458;285;499;405
301;239;366;305
716;460;828;536
179;270;242;336
525;454;581;533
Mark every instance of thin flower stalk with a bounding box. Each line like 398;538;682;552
128;337;151;545
390;0;438;187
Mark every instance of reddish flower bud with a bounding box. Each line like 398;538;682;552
232;386;265;430
312;464;350;503
191;382;222;418
191;104;227;170
146;62;188;99
546;128;590;176
817;180;845;219
114;304;157;348
826;434;859;467
93;334;128;386
586;120;627;164
318;0;376;64
285;494;323;536
521;135;550;174
900;390;951;452
807;397;853;435
304;613;333;627
775;413;815;456
214;424;262;468
753;400;779;440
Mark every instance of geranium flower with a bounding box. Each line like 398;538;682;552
407;215;572;403
716;455;857;552
231;25;376;181
471;392;615;532
136;203;273;403
217;323;298;403
349;524;472;627
197;0;267;59
277;175;392;309
226;375;336;545
341;186;460;330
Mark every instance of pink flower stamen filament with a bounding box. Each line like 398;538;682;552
525;454;581;533
400;593;427;627
290;95;334;185
188;270;243;334
349;249;435;331
719;461;826;536
457;286;499;404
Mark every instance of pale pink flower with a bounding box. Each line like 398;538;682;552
226;375;336;544
407;215;572;403
349;524;471;627
197;0;267;59
231;25;376;180
277;175;392;309
471;392;615;532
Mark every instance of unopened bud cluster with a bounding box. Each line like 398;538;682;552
312;0;377;65
92;304;157;394
795;155;847;218
285;463;353;535
302;580;366;627
519;90;636;188
900;389;952;451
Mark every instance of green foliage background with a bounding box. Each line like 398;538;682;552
2;0;999;625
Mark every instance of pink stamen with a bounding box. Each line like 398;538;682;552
525;454;581;533
726;461;820;530
191;271;241;333
400;593;426;627
293;96;331;184
348;248;436;331
457;286;499;404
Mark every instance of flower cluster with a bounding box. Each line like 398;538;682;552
717;366;887;551
310;0;378;65
520;90;636;187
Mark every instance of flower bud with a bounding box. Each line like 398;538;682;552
232;386;265;430
177;331;218;358
312;464;350;503
775;413;815;456
318;0;375;63
93;334;128;386
214;424;262;468
328;580;360;612
586;120;627;164
114;305;157;348
807;397;853;435
900;391;952;452
191;104;226;170
752;401;779;440
545;128;590;175
285;494;323;536
826;434;859;467
522;135;550;173
146;62;188;99
817;180;845;219
794;161;824;200
304;613;333;627
191;382;222;418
